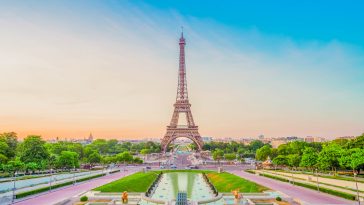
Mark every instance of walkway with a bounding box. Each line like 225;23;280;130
13;167;139;205
256;170;363;201
229;170;356;205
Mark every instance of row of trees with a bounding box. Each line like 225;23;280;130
203;140;267;162
256;134;364;173
0;132;160;174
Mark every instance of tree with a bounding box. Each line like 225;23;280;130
3;159;25;173
57;151;79;170
133;157;143;164
249;140;265;152
300;147;318;171
272;155;288;166
256;145;272;161
317;143;342;172
88;151;101;166
26;162;39;174
140;149;151;155
212;149;224;163
224;153;236;161
0;132;18;159
287;154;301;168
339;148;364;173
116;151;133;163
19;135;49;164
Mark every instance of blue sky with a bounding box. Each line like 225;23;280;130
0;0;363;139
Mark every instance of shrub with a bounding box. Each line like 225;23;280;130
80;196;88;202
276;196;282;201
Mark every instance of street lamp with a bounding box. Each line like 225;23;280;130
49;168;53;192
316;168;320;192
73;166;76;185
12;171;17;203
354;171;361;205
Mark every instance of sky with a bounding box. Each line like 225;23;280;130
0;0;363;140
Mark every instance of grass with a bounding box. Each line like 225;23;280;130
94;172;159;192
94;170;267;193
206;172;268;193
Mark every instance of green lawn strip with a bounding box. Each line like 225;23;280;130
275;170;364;183
262;170;364;194
16;173;106;199
206;172;268;193
94;170;267;194
94;172;158;192
258;172;356;200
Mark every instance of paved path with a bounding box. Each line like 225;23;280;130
13;168;139;205
262;170;364;191
256;170;363;201
229;170;356;205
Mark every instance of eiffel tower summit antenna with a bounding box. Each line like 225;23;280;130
161;31;203;153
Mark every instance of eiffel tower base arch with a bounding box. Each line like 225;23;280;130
161;127;203;153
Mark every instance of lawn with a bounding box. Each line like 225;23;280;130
206;172;268;193
93;170;267;193
93;172;158;192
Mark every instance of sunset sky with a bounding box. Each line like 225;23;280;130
0;1;363;140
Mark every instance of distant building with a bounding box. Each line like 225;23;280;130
337;136;356;140
202;136;213;143
88;133;94;142
304;136;326;143
270;139;287;148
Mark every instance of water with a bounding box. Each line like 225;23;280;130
140;172;249;205
151;172;213;201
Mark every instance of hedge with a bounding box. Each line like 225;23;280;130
245;170;256;174
259;172;356;200
109;170;120;174
16;173;106;199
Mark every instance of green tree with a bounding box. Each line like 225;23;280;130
3;159;25;173
19;135;49;164
57;151;79;170
249;140;265;152
256;145;272;161
317;143;342;172
287;154;301;168
272;155;288;166
140;149;151;155
26;162;39;174
116;151;133;163
300;147;318;171
339;148;364;172
0;132;18;159
212;149;224;163
224;153;236;161
88;151;101;165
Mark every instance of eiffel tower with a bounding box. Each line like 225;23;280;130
161;31;203;153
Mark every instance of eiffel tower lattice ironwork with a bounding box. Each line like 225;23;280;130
161;31;203;153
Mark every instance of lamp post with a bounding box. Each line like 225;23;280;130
316;168;320;192
12;171;17;203
73;166;76;185
49;168;53;192
354;171;361;205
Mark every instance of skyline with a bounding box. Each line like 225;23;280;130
1;1;364;139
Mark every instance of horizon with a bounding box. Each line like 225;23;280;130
1;1;364;140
